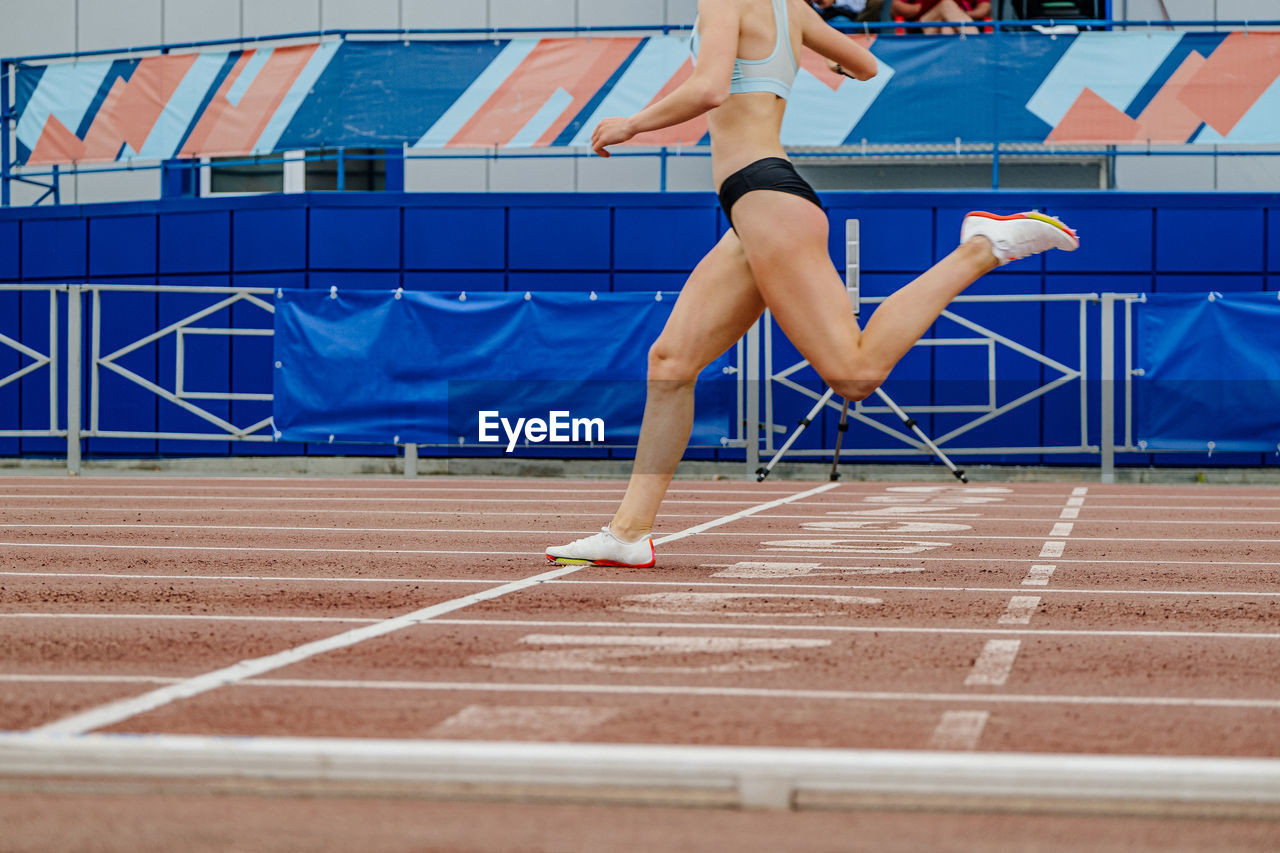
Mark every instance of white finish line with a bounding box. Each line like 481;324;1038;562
29;482;840;736
2;732;1279;813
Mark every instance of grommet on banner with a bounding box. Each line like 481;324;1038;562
276;288;283;299
273;431;282;440
524;291;532;301
329;285;338;299
1208;291;1223;302
1207;441;1216;457
1138;440;1148;450
274;360;282;369
393;434;400;445
459;291;467;302
328;434;335;443
394;287;403;300
655;292;663;302
589;291;598;301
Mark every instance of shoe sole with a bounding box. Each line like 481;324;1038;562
545;555;656;569
965;210;1080;250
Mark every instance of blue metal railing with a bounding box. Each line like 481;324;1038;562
5;20;1280;205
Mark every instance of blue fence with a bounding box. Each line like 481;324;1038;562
1;189;1277;466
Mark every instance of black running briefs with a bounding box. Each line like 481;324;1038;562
717;157;823;230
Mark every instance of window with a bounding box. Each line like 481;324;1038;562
194;149;395;197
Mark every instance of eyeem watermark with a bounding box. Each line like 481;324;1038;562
478;410;605;453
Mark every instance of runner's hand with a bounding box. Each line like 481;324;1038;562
591;117;635;158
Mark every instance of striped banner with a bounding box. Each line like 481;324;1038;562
14;32;1280;166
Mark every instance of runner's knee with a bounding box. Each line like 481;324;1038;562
828;367;888;403
647;339;702;384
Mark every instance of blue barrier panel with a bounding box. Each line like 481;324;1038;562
160;211;230;274
272;289;734;451
0;222;17;279
1136;292;1280;452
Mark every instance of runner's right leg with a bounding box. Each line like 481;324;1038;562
546;230;764;566
611;229;765;541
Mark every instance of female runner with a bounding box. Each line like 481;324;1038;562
548;0;1077;567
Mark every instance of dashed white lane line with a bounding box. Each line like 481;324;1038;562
1039;541;1066;559
1021;565;1057;586
997;596;1042;626
928;711;990;750
964;640;1022;686
1071;487;1089;497
27;482;841;736
6;673;1280;710
1049;522;1074;537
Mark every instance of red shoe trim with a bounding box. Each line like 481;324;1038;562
966;210;1080;245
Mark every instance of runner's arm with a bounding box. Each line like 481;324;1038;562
592;0;738;156
799;1;879;80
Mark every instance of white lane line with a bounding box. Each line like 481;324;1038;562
0;571;498;585
1039;541;1066;558
9;570;1280;598
1066;497;1086;507
1021;565;1057;586
0;484;804;496
4;610;1280;639
997;596;1041;625
10;507;1280;526
28;482;840;736
29;563;580;736
4;528;1277;544
428;618;1280;642
3;542;1274;568
6;491;1280;512
928;711;989;750
1071;487;1089;496
965;640;1021;686
0;674;181;685
0;613;378;624
1049;522;1074;537
0;494;782;506
1059;507;1080;519
7;674;1280;710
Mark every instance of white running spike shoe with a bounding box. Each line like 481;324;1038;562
961;211;1079;265
546;526;656;568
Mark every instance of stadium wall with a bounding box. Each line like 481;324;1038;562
0;190;1276;468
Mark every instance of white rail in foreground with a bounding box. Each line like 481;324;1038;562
2;732;1279;814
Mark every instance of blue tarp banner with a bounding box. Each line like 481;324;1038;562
272;289;734;450
1135;292;1280;452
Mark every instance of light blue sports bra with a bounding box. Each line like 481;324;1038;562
690;0;799;100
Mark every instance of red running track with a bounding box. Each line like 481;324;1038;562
1;475;1279;851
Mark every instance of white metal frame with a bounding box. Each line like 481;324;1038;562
0;285;63;441
89;285;277;446
2;281;1149;480
761;293;1100;459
